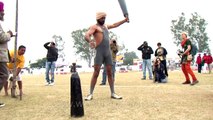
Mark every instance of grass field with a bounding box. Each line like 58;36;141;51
0;70;213;120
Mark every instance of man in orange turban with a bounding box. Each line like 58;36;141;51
96;12;107;20
84;12;129;101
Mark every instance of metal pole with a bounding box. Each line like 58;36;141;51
11;0;19;99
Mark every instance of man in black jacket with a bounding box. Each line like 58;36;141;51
138;41;154;80
44;42;58;86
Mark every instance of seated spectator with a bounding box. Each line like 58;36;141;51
153;58;167;83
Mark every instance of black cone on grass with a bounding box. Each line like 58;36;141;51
70;63;84;117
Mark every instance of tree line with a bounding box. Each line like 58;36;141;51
30;12;211;68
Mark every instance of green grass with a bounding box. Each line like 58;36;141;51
0;70;213;120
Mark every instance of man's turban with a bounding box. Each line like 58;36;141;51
0;1;4;12
96;12;106;20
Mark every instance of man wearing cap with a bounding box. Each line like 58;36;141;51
0;1;14;108
44;42;58;86
138;41;154;80
84;12;128;100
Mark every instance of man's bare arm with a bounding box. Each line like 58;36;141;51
183;45;191;55
107;17;129;29
85;25;96;42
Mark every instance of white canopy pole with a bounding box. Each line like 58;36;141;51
11;0;19;99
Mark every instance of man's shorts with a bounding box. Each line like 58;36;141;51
8;71;22;81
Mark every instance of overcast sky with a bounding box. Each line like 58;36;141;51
1;0;213;66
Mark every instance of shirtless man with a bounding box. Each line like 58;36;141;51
84;12;128;100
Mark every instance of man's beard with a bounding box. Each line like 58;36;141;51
97;20;105;25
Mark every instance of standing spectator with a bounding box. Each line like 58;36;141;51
0;1;14;108
206;53;212;74
84;12;128;101
100;39;118;85
4;45;26;96
44;42;58;86
154;42;168;76
202;53;208;73
178;32;199;85
138;41;154;80
196;54;202;73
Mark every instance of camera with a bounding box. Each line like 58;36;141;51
177;49;183;56
177;50;183;55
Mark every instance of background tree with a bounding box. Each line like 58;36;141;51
123;51;139;65
71;28;94;67
30;35;65;69
171;12;210;53
30;57;46;68
109;31;118;41
118;42;126;53
53;35;65;61
71;28;119;67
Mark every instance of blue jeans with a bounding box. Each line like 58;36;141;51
45;61;56;83
101;62;116;84
142;59;153;79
